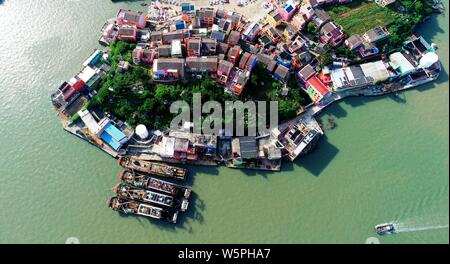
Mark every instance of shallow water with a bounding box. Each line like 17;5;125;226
0;0;448;243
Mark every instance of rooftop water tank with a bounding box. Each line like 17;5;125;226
419;52;439;69
135;124;149;139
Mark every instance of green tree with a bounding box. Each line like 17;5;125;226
306;22;317;34
415;1;424;13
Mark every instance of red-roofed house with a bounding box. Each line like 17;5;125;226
117;9;147;29
227;45;241;64
117;26;137;42
304;76;331;104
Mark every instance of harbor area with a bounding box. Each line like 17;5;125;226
109;168;193;224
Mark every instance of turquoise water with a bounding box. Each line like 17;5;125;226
0;0;447;243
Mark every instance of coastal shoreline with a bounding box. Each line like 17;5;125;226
53;0;443;172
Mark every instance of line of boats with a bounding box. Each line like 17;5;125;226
109;156;192;224
118;156;187;181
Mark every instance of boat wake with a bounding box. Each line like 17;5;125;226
394;223;449;233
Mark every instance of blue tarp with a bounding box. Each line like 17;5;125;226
175;20;185;29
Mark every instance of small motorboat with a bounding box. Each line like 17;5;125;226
375;223;397;235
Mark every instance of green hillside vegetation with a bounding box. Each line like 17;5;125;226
326;0;434;47
92;42;311;129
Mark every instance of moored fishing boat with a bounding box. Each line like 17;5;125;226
108;196;178;223
118;156;187;181
114;182;189;211
120;170;192;199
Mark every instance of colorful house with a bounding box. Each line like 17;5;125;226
157;45;172;58
266;10;283;28
100;121;129;151
171;40;183;57
211;30;227;42
358;42;379;58
291;13;309;32
292;51;313;70
279;0;298;22
299;3;315;19
230;12;243;30
303;0;320;7
53;78;85;108
304;76;331;104
319;21;345;46
132;48;156;64
217;42;229;55
215;8;228;20
245;54;257;71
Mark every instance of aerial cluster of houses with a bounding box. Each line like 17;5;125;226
111;6;265;95
262;0;404;106
51;50;109;117
51;48;134;155
99;1;403;104
100;2;335;97
52;0;441;168
96;1;423;118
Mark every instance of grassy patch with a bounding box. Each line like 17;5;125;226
326;1;397;35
